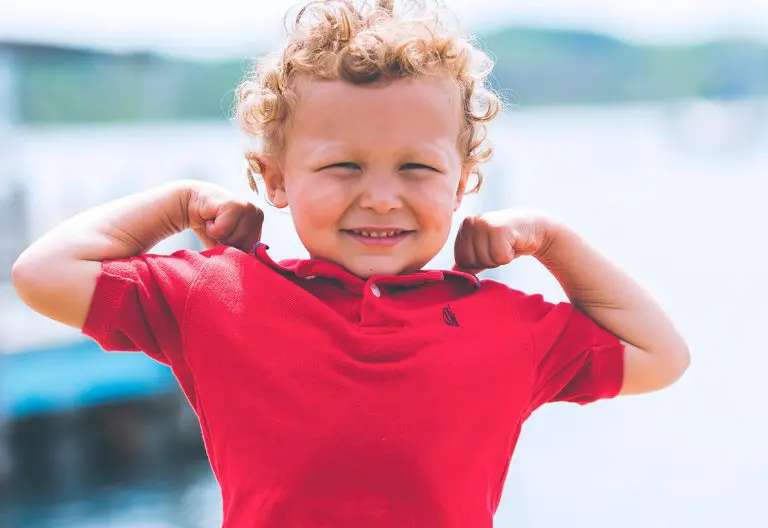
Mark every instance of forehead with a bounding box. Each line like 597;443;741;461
289;76;463;145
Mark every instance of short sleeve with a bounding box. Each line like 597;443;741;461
82;249;208;369
514;291;625;413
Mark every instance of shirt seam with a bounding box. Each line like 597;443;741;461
180;253;217;471
594;341;626;399
510;292;537;419
180;254;215;409
82;268;131;345
99;273;131;343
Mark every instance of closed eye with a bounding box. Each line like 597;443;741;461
319;162;360;171
401;163;439;172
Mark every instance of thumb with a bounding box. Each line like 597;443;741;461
216;202;265;252
205;206;239;241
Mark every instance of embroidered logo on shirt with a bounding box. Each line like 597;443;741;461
442;305;460;328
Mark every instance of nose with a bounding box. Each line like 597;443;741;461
357;172;403;214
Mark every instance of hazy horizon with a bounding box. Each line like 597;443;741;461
1;0;767;59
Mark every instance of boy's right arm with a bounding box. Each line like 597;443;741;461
11;180;263;329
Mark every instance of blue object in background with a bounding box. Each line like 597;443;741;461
1;339;177;420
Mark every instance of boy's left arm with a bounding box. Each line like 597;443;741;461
454;210;691;396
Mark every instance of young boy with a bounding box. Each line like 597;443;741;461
11;1;690;526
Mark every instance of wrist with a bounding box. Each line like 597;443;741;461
102;180;203;255
533;213;574;265
161;179;209;231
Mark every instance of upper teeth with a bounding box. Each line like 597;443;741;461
352;230;401;238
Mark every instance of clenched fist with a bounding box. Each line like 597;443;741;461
184;182;265;252
453;209;555;274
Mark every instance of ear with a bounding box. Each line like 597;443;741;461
259;155;289;209
454;165;473;212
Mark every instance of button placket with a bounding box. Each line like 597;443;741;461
359;281;390;328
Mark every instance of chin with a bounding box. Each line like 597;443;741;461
350;265;402;279
346;258;412;278
342;257;423;279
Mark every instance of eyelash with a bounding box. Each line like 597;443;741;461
401;163;438;172
325;162;359;170
321;163;438;172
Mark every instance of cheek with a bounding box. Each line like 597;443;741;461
411;179;459;230
288;178;349;231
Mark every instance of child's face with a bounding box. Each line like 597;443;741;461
263;76;468;278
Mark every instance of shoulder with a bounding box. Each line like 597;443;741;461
101;246;216;280
184;245;292;303
472;277;552;315
467;278;584;339
449;277;552;334
155;245;263;274
176;245;266;290
98;245;267;296
190;245;256;272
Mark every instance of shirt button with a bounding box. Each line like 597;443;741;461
370;284;381;297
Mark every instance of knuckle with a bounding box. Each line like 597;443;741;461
490;225;506;237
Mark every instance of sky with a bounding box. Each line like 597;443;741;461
1;0;767;58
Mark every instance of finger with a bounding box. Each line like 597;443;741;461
488;228;515;265
196;191;224;224
206;203;244;241
206;218;237;242
471;225;495;270
225;207;264;252
238;206;265;251
453;218;476;271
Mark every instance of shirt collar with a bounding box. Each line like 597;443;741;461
251;242;480;292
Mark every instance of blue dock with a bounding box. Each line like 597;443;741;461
1;339;177;421
0;236;202;422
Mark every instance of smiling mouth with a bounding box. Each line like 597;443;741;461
340;229;415;246
343;229;413;238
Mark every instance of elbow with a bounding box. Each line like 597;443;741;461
11;252;35;305
621;341;691;396
12;252;29;291
657;343;692;390
669;345;691;384
11;250;48;310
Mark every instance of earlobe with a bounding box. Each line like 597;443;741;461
260;155;289;209
271;189;289;209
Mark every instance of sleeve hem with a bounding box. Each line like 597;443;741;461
594;340;626;400
81;268;130;348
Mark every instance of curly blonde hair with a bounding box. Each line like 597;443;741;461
236;0;501;194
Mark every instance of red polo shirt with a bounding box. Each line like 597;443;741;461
83;243;624;527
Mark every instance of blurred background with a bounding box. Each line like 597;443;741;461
0;0;766;526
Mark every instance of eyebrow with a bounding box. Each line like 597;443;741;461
305;140;454;157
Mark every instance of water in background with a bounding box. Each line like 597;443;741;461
1;100;766;527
